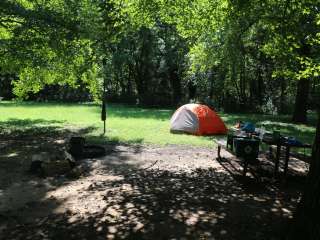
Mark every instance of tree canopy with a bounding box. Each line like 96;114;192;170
1;0;319;115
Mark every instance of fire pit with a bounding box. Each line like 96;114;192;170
68;137;106;159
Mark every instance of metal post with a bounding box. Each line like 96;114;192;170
101;59;107;135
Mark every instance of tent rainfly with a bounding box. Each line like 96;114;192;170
170;104;227;135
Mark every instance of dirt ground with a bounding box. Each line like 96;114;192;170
0;130;309;240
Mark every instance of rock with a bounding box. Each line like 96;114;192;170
29;160;44;175
42;158;71;176
64;150;76;167
30;150;75;177
67;165;86;179
68;137;85;159
29;152;51;175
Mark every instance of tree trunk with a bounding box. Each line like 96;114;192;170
292;41;311;123
0;73;15;100
169;68;181;105
231;63;241;101
290;112;320;239
249;77;255;106
126;71;133;97
188;80;197;100
257;58;265;107
209;69;215;99
292;78;310;123
134;27;154;106
135;75;147;105
279;77;286;114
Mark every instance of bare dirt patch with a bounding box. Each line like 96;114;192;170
0;133;308;240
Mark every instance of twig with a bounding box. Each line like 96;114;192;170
143;160;159;170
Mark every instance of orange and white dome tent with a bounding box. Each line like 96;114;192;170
170;104;227;135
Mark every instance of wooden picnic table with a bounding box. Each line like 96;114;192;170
221;127;312;178
262;138;312;177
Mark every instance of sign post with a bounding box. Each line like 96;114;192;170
101;59;107;135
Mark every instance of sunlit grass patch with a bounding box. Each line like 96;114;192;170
0;101;316;150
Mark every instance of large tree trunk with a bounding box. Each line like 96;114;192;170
209;69;215;99
292;78;310;123
279;77;286;114
169;68;181;105
257;56;267;107
292;41;311;123
0;72;15;100
188;80;197;100
133;28;154;106
290;111;320;239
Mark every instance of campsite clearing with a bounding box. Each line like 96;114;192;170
0;137;308;240
0;101;316;148
0;101;316;239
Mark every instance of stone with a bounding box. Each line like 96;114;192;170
30;150;75;177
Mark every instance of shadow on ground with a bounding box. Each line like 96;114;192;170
0;120;306;240
222;113;318;128
0;118;102;222
88;104;174;120
0;118;96;139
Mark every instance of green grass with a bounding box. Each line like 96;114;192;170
0;101;317;150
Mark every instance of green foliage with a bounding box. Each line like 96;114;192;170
0;0;118;99
1;0;320;112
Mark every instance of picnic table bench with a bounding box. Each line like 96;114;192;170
262;138;312;177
